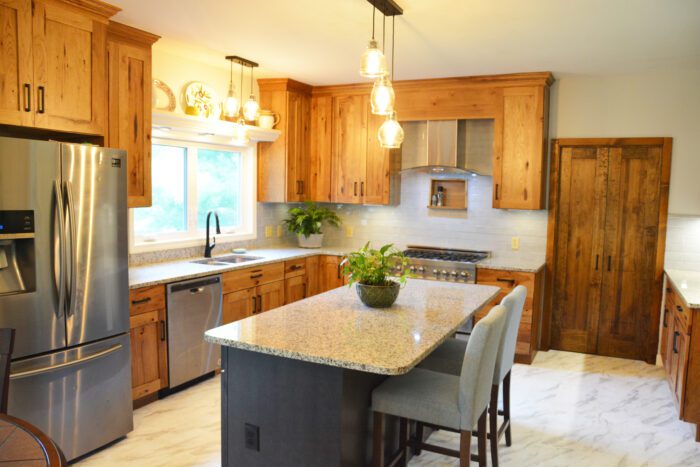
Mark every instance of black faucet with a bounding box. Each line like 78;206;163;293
204;210;221;258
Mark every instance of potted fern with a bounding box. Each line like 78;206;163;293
283;202;341;248
341;243;410;308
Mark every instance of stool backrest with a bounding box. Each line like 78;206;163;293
458;304;507;430
493;285;527;385
0;328;15;414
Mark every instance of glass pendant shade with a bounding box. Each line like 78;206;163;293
370;75;395;115
222;85;240;120
359;39;387;78
378;111;404;148
243;95;260;122
232;118;249;145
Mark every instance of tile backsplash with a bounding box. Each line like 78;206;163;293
664;215;700;271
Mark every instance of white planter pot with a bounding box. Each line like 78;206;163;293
297;233;324;249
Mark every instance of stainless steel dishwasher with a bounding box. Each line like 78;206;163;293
166;275;222;388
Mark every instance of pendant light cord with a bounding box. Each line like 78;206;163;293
372;5;375;39
239;63;244;113
250;66;254;97
391;15;396;81
382;13;386;53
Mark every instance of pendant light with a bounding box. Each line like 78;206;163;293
378;16;404;148
243;65;260;122
232;62;249;145
359;6;387;78
370;16;394;115
222;57;240;120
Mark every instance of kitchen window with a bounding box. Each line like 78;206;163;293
130;138;256;252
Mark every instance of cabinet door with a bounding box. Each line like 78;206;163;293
319;255;344;293
32;0;105;134
0;0;33;126
660;295;672;369
286;90;310;202
306;255;320;296
550;147;609;354
597;145;663;360
222;288;255;324
129;309;166;399
364;104;391;205
309;95;333;202
494;86;546;209
674;322;689;406
332;94;366;204
285;274;307;305
107;40;152;207
257;280;284;313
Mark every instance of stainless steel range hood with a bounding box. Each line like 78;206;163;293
401;119;493;175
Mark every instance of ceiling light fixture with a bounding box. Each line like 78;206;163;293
231;60;249;145
222;57;240;121
378;15;404;148
243;64;260;122
359;5;387;78
370;15;394;115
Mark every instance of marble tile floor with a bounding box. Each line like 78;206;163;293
76;350;700;467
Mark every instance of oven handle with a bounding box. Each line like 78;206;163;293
10;344;123;380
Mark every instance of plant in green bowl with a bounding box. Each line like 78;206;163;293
341;243;411;308
283;202;341;248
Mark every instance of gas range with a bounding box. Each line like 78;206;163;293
397;246;489;283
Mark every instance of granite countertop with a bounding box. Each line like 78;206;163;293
205;279;500;375
477;257;545;273
665;269;700;308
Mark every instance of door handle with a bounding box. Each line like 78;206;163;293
595;254;599;271
37;86;45;114
337;263;342;279
10;344;123;380
64;181;77;316
494;184;500;201
673;331;679;354
663;308;668;328
252;295;257;314
257;295;263;313
607;255;611;272
354;181;358;196
360;181;365;197
23;83;31;112
131;297;151;305
159;320;166;341
53;180;66;318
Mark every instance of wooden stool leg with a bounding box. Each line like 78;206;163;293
398;417;408;467
373;412;385;467
414;421;424;455
489;384;499;467
459;429;472;467
477;410;487;467
503;371;512;447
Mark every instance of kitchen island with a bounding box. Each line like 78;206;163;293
205;279;500;466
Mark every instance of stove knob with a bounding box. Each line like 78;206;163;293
394;265;402;272
461;272;470;279
440;270;447;276
409;266;416;273
418;267;425;273
432;269;439;275
450;271;458;277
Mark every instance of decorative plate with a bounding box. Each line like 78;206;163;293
152;79;176;111
184;82;220;119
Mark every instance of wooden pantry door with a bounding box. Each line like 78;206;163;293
550;146;610;354
596;145;664;360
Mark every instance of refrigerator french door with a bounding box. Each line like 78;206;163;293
0;136;132;461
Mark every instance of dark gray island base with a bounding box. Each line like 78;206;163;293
221;347;398;466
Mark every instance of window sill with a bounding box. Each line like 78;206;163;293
130;231;257;254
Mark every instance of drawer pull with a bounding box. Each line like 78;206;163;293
290;264;303;271
677;305;683;313
496;278;516;286
673;331;680;354
250;274;263;279
663;308;668;328
131;297;151;305
666;287;672;293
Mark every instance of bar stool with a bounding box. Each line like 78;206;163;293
371;304;508;466
418;285;527;466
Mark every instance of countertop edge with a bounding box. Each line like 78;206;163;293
665;269;700;309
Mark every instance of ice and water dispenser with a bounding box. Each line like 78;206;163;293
0;211;36;295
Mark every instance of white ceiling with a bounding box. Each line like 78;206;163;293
111;0;700;85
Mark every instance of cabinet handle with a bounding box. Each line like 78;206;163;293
159;320;166;341
594;254;599;271
252;296;257;314
290;264;303;271
360;181;365;196
354;182;358;196
250;274;263;279
676;305;683;313
23;83;31;112
666;287;672;293
37;86;45;114
257;295;263;313
131;297;151;305
607;255;611;272
663;308;668;328
337;263;342;279
496;278;516;287
673;331;679;354
300;180;304;195
494;184;499;201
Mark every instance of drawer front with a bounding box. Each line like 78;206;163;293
284;258;307;278
476;268;535;298
667;286;691;330
130;285;166;316
223;262;285;294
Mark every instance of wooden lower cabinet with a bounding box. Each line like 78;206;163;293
285;274;307;304
319;255;345;293
222;280;285;325
662;277;700;442
475;267;543;364
129;285;168;401
306;255;320;296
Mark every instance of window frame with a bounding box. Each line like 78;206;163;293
129;137;257;253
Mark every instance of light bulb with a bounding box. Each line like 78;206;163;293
232;118;249;145
222;84;240;120
243;95;260;122
378;111;404;149
359;39;387;78
370;75;395;115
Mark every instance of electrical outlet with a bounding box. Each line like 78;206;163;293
277;225;283;237
511;237;520;250
264;225;273;238
244;423;260;451
346;226;354;238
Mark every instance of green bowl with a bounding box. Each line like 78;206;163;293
355;281;401;308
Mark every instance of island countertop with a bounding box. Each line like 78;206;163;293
205;279;500;375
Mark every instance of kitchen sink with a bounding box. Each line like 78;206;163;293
191;255;263;266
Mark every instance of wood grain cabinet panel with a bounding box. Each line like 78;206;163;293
285;274;307;305
129;286;168;401
0;0;33;127
258;280;284;312
107;21;159;207
319;255;345;293
222;288;255;325
309;96;333;202
331;94;367;204
305;255;320;297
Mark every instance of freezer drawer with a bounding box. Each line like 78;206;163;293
8;333;133;461
167;275;222;388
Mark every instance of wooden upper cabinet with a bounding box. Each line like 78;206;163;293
308;95;333;202
331;94;367;204
493;85;549;210
106;21;159;207
258;79;312;203
0;0;33;127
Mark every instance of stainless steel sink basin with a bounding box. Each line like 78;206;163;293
191;255;262;266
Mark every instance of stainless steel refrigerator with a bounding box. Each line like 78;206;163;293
0;136;132;461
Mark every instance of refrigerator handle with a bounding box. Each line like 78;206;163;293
53;180;67;318
64;181;78;317
9;344;123;380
